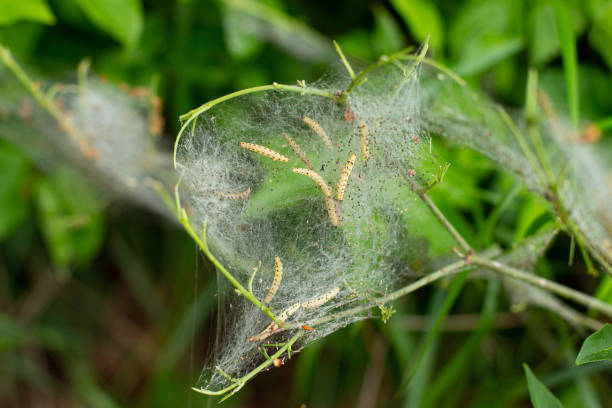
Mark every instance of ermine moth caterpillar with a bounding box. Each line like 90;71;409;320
336;154;356;201
325;196;340;226
302;286;340;309
239;141;289;162
283;133;313;169
292;168;332;197
247;302;301;342
212;187;251;200
247;324;276;342
302;115;333;150
278;302;301;321
264;256;283;304
359;120;369;161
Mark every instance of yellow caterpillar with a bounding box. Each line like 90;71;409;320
325;196;340;226
247;302;301;342
359;120;369;161
301;287;340;309
292;168;332;197
248;287;341;342
336;154;356;201
264;256;283;304
302;115;333;150
239;141;289;162
284;133;313;169
212;187;251;200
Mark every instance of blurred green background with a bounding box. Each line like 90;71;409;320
1;0;611;407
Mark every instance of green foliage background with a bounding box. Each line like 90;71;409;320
0;0;611;406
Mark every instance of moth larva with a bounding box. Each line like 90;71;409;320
247;302;301;342
302;287;340;309
212;187;251;200
325;195;340;226
248;324;277;342
284;133;313;169
239;141;289;162
264;256;283;304
278;302;301;321
292;168;332;197
336;154;356;201
359;120;369;161
302;115;333;150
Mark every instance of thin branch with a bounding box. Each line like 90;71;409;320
281;249;611;331
174;185;282;325
344;42;464;97
286;259;470;329
191;332;301;398
173;83;335;168
471;255;612;318
417;191;472;254
0;45;87;146
497;105;547;186
333;40;355;79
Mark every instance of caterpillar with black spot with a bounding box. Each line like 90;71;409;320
325;196;340;226
284;133;313;169
302;286;340;309
278;302;301;321
239;141;289;162
302;115;333;150
212;187;251;200
359;120;369;161
336;154;356;201
264;256;283;304
247;302;301;342
292;168;332;197
292;168;339;226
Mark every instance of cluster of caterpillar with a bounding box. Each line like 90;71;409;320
236;116;369;227
247;286;341;342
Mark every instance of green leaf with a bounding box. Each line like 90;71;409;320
389;0;444;53
523;364;564;408
552;0;579;127
575;324;612;365
423;280;499;408
595;274;612;304
336;29;372;61
0;143;32;240
453;36;523;77
70;0;143;48
589;3;612;70
371;5;405;55
220;0;333;62
34;169;105;271
448;0;521;59
0;0;56;25
528;2;559;65
221;5;264;58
